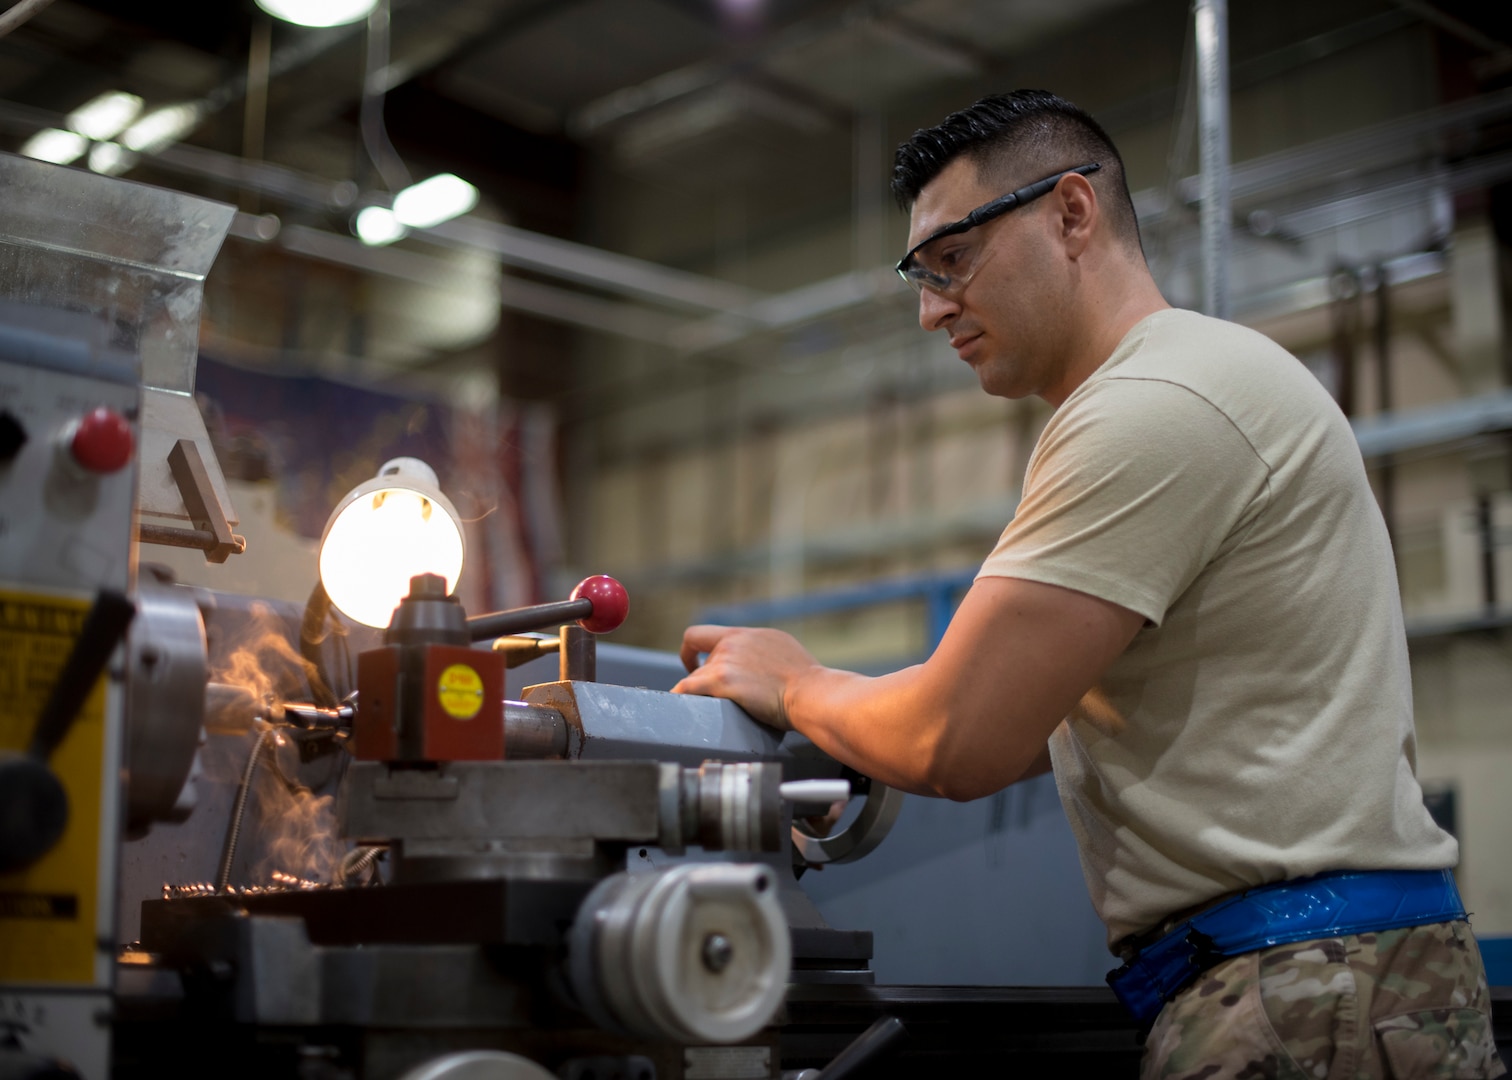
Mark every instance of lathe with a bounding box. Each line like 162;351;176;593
0;148;913;1080
0;151;1176;1080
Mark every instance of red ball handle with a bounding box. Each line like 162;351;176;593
571;574;629;634
70;406;134;474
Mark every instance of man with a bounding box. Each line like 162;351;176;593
673;90;1504;1077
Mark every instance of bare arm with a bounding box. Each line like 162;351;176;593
673;576;1142;801
1018;741;1054;782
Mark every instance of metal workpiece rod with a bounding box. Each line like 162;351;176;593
204;681;261;733
466;598;591;642
280;700;356;728
503;700;569;759
204;684;355;733
1195;0;1232;320
559;625;596;682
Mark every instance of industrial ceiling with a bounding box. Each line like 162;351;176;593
1;0;1509;407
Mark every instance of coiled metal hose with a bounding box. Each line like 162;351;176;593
215;727;271;892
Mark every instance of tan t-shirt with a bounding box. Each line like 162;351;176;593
977;307;1458;949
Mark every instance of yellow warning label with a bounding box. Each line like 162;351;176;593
437;663;485;720
0;588;105;986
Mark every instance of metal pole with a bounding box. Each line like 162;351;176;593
1374;264;1398;568
1194;0;1232;320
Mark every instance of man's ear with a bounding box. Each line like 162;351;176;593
1057;173;1098;260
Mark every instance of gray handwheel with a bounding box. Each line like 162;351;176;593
397;1052;555;1080
790;780;904;865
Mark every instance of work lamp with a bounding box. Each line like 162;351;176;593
318;457;466;629
254;0;379;28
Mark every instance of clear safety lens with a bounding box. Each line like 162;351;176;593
900;231;985;296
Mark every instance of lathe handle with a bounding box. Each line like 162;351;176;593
0;588;134;875
28;588;134;759
814;1015;907;1079
465;575;628;641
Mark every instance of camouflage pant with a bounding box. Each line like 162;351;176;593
1142;920;1505;1079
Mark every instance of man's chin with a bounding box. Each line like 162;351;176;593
973;364;1030;401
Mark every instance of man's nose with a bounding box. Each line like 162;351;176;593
918;286;959;332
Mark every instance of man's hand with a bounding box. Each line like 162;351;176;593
673;625;820;731
671;578;1142;800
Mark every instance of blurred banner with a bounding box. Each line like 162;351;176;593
194;355;561;614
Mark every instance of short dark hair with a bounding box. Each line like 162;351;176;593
892;90;1142;251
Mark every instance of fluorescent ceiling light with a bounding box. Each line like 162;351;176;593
67;91;143;141
254;0;379;27
121;103;202;154
355;206;407;246
392;174;479;229
88;142;136;176
20;129;87;165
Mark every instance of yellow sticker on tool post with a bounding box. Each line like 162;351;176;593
0;588;105;985
437;663;484;720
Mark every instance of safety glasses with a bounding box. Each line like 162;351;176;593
895;163;1101;296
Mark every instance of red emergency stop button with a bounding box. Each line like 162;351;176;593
70;407;134;474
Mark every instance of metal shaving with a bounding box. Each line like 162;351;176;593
161;872;330;900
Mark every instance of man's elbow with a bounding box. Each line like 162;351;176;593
920;747;1013;803
926;773;1000;803
919;725;1042;802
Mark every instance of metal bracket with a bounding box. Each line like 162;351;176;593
137;438;246;562
492;634;560;669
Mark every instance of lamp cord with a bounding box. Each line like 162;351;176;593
299;580;349;708
360;0;412;192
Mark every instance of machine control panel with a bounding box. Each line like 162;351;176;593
0;352;137;1080
0;357;139;594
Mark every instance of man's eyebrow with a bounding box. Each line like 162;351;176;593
909;208;966;244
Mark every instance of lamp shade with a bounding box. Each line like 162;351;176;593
318;457;465;629
255;0;379;27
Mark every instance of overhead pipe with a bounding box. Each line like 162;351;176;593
1373;263;1398;565
1194;0;1232;320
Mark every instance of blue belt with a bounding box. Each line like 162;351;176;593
1106;868;1465;1029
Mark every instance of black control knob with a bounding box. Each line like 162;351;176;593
0;410;25;463
0;756;67;872
0;1048;82;1080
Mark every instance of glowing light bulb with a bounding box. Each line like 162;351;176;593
318;459;466;628
255;0;379;27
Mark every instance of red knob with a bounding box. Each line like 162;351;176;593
571;575;629;634
70;407;134;474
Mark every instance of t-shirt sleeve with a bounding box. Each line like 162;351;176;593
978;377;1271;625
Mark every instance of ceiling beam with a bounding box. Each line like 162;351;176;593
566;0;908;137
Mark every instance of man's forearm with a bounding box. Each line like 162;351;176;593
676;576;1138;802
784;664;946;796
784;663;1051;799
